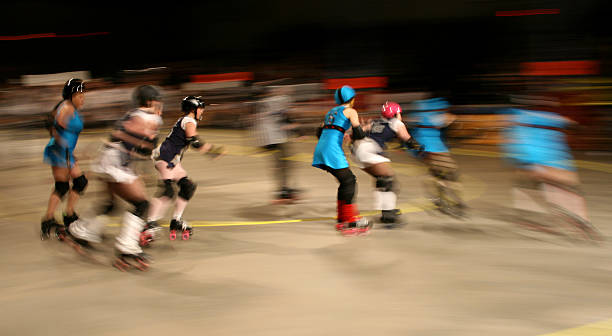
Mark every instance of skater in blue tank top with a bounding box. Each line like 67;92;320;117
408;96;466;218
312;85;371;235
40;78;88;240
502;93;601;240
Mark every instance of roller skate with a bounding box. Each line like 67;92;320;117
380;209;402;229
140;221;161;247
433;184;467;219
113;251;151;272
169;218;193;241
58;213;79;241
271;188;301;205
40;218;65;241
335;200;346;231
339;203;372;236
341;217;371;236
553;206;604;242
63;212;79;229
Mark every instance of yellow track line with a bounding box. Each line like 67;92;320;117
538;317;612;336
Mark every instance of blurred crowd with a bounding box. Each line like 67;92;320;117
1;66;612;151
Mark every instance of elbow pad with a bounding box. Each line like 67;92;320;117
351;125;366;140
188;136;204;149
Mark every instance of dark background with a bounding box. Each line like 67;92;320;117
2;0;612;91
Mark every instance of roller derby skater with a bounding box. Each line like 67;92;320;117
68;85;164;270
252;85;303;205
407;96;466;219
351;101;424;229
41;78;88;241
145;95;225;243
502;93;602;241
312;85;371;235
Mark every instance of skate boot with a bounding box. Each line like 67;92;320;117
140;221;161;247
63;213;79;230
286;188;302;202
113;250;151;272
41;218;64;240
271;188;295;204
380;209;402;229
339;203;372;236
341;217;371;236
169;218;193;241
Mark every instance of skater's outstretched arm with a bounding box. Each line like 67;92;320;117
184;121;226;157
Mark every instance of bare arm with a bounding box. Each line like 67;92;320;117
184;121;212;153
344;107;361;127
395;121;412;142
52;103;74;146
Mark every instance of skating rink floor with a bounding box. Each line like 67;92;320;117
2;128;612;336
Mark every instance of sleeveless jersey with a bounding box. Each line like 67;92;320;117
312;105;352;170
367;117;403;150
158;116;198;163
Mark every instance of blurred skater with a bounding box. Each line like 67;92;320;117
144;95;225;243
502;94;601;240
407;96;466;218
68;85;164;270
41;78;88;240
350;101;423;228
252;86;302;204
312;85;370;235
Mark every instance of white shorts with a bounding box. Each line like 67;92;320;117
92;145;139;184
351;138;390;169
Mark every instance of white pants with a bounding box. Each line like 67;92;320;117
351;138;390;169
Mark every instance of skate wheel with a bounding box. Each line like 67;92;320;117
55;227;66;241
335;223;345;231
133;258;149;271
340;228;359;236
139;232;153;247
182;231;190;240
113;258;131;272
169;230;177;241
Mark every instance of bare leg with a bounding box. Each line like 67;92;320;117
173;198;188;219
44;166;70;220
64;163;84;216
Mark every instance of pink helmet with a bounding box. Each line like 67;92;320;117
381;101;401;119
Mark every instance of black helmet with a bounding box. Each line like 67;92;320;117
62;78;85;100
181;96;205;113
133;85;163;107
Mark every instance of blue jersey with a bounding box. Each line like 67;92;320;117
158;116;197;164
43;102;83;168
503;108;574;170
410;111;448;153
312;106;352;170
367;117;403;150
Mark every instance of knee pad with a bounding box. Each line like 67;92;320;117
71;174;88;194
156;179;175;199
54;181;70;198
177;177;197;200
375;176;394;192
130;199;150;219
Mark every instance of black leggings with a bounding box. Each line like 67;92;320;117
324;167;357;204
